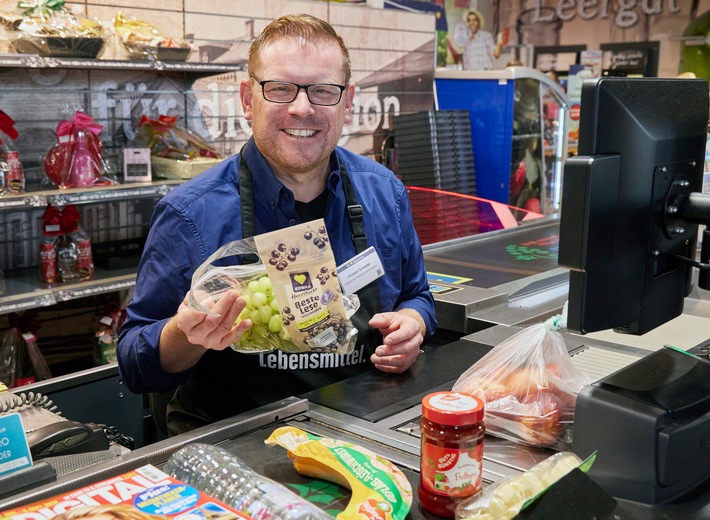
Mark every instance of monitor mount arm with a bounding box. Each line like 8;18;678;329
673;191;710;289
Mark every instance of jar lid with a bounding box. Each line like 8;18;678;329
422;391;484;425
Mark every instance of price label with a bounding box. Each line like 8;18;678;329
0;413;32;475
123;148;152;183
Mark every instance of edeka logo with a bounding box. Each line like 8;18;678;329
291;271;313;292
505;236;559;261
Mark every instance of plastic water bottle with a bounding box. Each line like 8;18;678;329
163;443;333;520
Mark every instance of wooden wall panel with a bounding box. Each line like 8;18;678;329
1;0;435;176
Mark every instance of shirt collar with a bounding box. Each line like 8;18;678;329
242;137;343;198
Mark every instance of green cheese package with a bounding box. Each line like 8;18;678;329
189;219;359;354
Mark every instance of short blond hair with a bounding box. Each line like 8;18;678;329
248;13;351;84
466;9;485;28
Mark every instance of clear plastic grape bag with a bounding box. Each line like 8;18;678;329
189;219;359;354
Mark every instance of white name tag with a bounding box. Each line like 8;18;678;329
337;246;384;294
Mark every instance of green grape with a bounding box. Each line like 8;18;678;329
251;291;268;308
258;276;273;294
248;280;260;294
233;274;296;352
249;309;261;324
257;306;273;324
268;314;283;333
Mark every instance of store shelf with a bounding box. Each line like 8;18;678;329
0;181;185;313
0;266;138;314
0;47;216;318
0;180;182;211
0;53;244;74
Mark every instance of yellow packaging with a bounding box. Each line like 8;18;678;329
188;221;360;354
266;426;413;520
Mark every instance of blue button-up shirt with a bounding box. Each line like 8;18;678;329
118;138;436;404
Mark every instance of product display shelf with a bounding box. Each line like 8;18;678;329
0;181;182;314
0;265;137;314
0;53;244;74
0;180;181;210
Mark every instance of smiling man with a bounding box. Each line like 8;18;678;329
117;14;436;436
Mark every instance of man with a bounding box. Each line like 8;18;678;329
118;13;436;436
462;10;502;71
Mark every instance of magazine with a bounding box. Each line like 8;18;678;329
1;464;251;520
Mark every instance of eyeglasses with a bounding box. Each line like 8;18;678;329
250;75;346;106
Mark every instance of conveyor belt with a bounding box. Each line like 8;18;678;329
423;218;569;333
302;339;490;421
423;217;560;289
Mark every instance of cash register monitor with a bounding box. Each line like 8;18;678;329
558;77;710;335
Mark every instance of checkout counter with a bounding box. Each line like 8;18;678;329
3;217;710;518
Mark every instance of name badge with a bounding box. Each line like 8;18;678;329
0;413;32;475
337;246;384;294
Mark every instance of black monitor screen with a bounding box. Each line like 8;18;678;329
558;77;709;335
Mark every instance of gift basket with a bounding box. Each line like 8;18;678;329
1;1;106;58
0;109;25;194
189;220;360;354
136;115;223;179
452;308;592;448
43;109;118;189
113;11;191;61
39;204;94;284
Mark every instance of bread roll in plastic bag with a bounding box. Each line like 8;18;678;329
452;310;592;447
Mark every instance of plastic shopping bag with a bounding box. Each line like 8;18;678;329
453;310;592;447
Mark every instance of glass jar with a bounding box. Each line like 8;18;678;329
419;391;485;517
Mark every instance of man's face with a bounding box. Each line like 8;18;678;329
467;14;480;32
240;39;355;178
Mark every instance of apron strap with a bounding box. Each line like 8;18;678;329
238;156;256;240
238;156;259;264
339;159;368;255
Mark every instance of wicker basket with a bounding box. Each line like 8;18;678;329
151;156;222;180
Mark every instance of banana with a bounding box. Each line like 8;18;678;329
265;426;412;520
291;456;351;489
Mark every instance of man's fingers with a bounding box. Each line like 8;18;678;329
178;291;249;349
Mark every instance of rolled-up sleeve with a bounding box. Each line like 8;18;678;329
117;200;201;393
393;183;437;342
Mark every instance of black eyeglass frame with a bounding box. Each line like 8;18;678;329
250;74;346;106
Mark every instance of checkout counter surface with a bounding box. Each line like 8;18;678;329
423;218;560;289
3;335;710;519
422;218;570;334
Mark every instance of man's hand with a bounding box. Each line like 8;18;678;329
369;310;425;373
160;290;251;373
176;290;251;349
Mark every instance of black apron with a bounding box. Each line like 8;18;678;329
166;157;382;435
